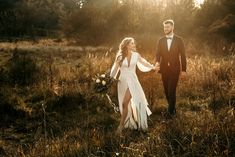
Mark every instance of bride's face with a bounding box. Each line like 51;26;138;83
127;40;135;51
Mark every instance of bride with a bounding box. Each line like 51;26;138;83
110;37;156;134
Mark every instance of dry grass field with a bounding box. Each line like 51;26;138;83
0;39;234;157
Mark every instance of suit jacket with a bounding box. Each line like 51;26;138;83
156;34;186;74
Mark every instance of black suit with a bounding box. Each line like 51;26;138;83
156;34;187;115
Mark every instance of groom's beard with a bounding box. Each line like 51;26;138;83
165;30;173;35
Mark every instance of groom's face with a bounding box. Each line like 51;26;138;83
164;23;174;35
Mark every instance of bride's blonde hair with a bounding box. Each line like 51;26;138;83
116;37;135;66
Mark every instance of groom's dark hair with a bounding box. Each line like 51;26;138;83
163;19;174;26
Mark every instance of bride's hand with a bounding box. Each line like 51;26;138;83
151;65;156;71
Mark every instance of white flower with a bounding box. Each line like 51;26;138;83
101;74;106;78
96;79;101;83
102;80;106;85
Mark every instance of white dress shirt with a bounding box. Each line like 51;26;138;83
166;34;174;51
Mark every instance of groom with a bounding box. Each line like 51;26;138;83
155;19;187;117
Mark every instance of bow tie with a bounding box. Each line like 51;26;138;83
166;37;172;40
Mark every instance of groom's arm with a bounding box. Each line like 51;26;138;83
155;40;161;63
179;38;186;72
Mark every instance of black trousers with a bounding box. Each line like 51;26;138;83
161;71;180;115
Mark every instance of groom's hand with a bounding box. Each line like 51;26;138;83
180;71;187;80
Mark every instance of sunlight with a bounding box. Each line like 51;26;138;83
120;0;205;8
194;0;205;8
119;0;123;5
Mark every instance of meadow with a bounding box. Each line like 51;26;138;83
0;39;234;157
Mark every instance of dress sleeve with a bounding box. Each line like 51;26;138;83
110;56;121;79
136;53;154;72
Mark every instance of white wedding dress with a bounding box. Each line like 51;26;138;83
110;51;154;130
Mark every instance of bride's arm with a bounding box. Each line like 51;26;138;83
137;54;154;69
110;56;121;79
136;53;155;72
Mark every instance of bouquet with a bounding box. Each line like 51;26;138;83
93;73;117;93
93;73;119;112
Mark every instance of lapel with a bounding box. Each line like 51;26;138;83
169;35;175;53
163;37;168;53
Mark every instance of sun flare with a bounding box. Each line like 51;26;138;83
194;0;205;7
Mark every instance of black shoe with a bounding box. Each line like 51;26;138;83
168;108;176;116
162;111;170;119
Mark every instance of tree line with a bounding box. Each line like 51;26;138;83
0;0;234;46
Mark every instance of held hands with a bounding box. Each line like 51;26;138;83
151;64;157;71
154;62;160;72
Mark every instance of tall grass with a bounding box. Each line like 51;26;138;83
0;40;234;157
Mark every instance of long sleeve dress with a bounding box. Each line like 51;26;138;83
110;51;154;130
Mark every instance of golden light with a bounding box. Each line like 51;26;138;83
194;0;205;8
119;0;123;5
